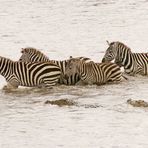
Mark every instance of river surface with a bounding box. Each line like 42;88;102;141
0;0;148;148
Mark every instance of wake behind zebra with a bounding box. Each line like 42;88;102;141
0;56;61;89
102;41;148;76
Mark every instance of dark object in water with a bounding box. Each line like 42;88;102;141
44;99;77;107
80;104;103;108
127;99;148;107
45;99;103;108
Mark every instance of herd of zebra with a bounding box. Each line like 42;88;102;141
0;41;147;90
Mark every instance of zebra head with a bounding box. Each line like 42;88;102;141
102;41;117;62
19;47;37;62
102;41;133;68
64;58;81;79
19;47;49;62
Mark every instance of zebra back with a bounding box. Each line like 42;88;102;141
97;62;122;82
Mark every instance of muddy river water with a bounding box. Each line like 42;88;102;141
0;0;148;147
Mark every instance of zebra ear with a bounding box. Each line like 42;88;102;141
106;40;110;46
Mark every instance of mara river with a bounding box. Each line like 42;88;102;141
0;0;148;148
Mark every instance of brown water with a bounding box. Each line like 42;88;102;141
0;0;148;148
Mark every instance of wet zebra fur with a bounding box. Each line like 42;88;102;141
0;56;61;89
64;58;123;85
19;47;91;85
102;41;148;76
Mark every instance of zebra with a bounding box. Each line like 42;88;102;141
19;47;92;85
0;56;61;89
102;41;148;76
64;57;123;85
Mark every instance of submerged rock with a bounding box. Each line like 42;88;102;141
127;99;148;107
44;99;77;107
45;99;103;108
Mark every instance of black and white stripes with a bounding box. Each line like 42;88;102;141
0;40;147;90
64;58;122;85
20;47;49;62
19;47;92;85
0;56;61;89
102;41;148;75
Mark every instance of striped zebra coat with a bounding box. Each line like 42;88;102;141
102;41;148;76
0;56;61;89
19;47;91;85
64;58;122;85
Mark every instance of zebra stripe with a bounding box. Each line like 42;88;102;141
64;58;122;85
102;41;148;75
19;47;92;85
20;47;49;62
0;56;61;89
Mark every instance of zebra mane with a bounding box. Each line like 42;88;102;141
68;57;82;64
68;58;91;65
69;56;92;63
115;41;132;52
21;47;50;59
0;56;14;62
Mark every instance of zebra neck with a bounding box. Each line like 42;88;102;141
120;51;135;72
78;62;86;77
0;58;14;78
52;60;66;74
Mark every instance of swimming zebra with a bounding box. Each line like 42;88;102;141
19;47;92;85
0;56;61;89
102;41;148;76
64;57;123;85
